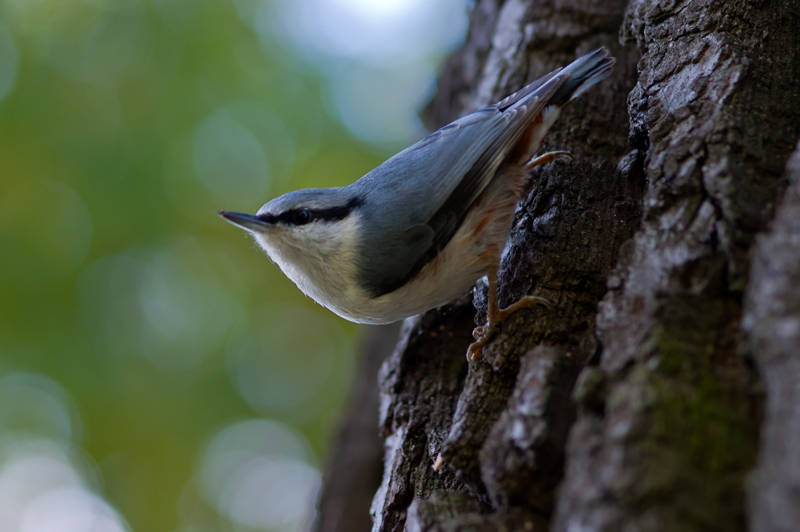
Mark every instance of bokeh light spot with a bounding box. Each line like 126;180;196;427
0;373;81;445
35;0;151;84
330;0;426;20
138;250;233;362
0;437;128;532
193;109;271;205
225;457;320;530
329;61;434;144
79;239;237;371
199;419;319;531
226;304;354;420
252;0;469;146
268;0;467;66
19;487;129;532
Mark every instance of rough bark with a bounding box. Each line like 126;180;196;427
554;0;800;528
314;0;800;531
743;140;800;532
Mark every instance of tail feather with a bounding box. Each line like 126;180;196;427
496;69;562;111
547;48;615;107
507;48;614;167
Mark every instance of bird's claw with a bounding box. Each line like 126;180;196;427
468;325;495;361
526;151;574;171
472;325;488;339
466;294;552;362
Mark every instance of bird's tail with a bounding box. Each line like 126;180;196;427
499;48;614;169
547;48;615;107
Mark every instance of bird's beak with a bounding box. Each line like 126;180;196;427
218;211;270;232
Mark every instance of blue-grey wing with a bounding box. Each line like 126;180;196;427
351;72;568;298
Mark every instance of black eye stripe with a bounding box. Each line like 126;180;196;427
274;196;365;226
257;213;277;224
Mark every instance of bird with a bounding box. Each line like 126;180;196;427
220;48;614;361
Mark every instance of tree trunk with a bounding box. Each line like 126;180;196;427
313;0;800;531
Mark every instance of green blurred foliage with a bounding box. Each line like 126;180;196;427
0;0;394;530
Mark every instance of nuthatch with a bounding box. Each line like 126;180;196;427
221;48;614;361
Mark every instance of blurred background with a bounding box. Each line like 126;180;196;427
0;0;468;531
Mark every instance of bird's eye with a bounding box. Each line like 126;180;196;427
293;209;313;225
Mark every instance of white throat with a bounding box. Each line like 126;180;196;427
251;217;366;317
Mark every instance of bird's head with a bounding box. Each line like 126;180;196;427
219;187;365;272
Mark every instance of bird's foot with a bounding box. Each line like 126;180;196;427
467;325;495;361
467;295;552;361
526;150;574;170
